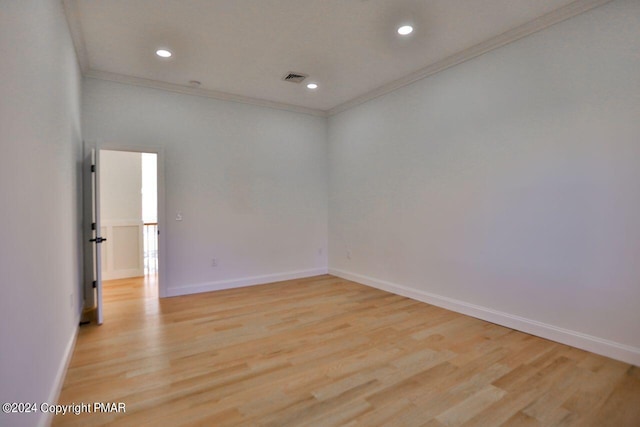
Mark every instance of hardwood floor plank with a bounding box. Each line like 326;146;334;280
54;275;639;426
435;385;507;426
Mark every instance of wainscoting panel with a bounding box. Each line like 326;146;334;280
101;220;144;280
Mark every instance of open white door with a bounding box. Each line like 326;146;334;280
83;145;105;324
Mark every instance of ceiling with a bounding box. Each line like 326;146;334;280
64;0;607;115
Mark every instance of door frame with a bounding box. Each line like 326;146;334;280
86;140;167;299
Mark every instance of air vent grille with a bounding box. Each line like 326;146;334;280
282;72;308;83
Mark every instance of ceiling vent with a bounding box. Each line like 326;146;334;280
282;72;308;83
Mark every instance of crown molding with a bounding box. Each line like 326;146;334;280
64;0;611;118
327;0;614;116
85;70;327;117
62;0;89;73
62;2;325;117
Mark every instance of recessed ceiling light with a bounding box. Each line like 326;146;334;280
397;25;414;36
306;83;318;90
156;49;172;58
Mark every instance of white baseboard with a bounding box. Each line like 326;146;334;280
102;268;144;281
166;268;329;297
329;268;640;366
40;314;80;427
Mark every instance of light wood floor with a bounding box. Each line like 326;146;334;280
55;275;639;426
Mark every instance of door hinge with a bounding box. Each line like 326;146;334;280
92;280;97;289
91;222;96;230
91;164;96;172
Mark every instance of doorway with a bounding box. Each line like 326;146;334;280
99;149;159;299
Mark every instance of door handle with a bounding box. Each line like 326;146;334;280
90;237;107;243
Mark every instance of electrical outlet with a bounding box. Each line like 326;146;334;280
317;248;323;256
346;250;352;260
211;258;218;267
69;293;74;309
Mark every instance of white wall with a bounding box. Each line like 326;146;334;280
0;1;83;426
100;150;142;222
82;79;328;296
328;0;640;365
100;150;144;280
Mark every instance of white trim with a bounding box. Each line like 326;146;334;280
94;142;167;298
103;269;145;281
84;71;327;118
327;0;614;115
63;0;611;117
62;0;89;73
40;318;79;427
329;268;640;366
166;268;329;297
